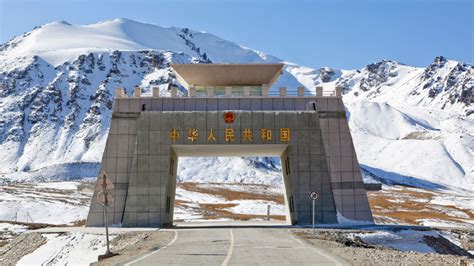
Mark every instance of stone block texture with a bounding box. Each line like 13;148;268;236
86;96;373;227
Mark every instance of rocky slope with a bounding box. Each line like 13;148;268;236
0;18;472;190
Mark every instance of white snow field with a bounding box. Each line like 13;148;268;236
173;183;287;222
349;101;473;190
352;230;440;253
17;232;111;266
0;180;287;225
0;181;91;224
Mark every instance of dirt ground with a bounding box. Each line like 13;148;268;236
92;230;175;266
293;229;474;266
367;186;474;226
180;182;285;204
0;232;47;265
175;182;286;221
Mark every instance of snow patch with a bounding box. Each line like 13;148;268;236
337;212;373;225
17;233;111;265
352;230;438;253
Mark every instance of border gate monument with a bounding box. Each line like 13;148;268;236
86;63;373;227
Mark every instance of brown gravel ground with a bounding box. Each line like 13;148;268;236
293;229;474;266
180;182;285;204
92;230;174;266
367;186;474;226
0;232;47;266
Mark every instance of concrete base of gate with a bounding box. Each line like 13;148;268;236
174;220;291;228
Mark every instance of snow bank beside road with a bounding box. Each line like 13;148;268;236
17;233;110;266
352;230;438;253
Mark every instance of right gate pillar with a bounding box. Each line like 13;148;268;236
317;96;373;222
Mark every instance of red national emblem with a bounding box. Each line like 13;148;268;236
224;112;235;123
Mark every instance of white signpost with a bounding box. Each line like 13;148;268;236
95;170;116;260
309;191;319;234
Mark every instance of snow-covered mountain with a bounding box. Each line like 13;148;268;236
287;59;473;190
0;18;472;191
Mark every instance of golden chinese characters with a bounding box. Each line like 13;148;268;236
242;128;253;142
261;128;272;143
187;128;199;142
225;128;235;142
207;128;217;142
169;128;180;142
280;128;290;142
169;127;291;143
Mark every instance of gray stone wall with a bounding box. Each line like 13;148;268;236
86;114;140;226
86;96;373;227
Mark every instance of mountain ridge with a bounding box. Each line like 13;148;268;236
0;19;472;191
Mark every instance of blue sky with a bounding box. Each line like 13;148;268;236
0;0;472;69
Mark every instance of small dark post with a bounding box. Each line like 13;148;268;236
102;174;111;256
97;172;117;261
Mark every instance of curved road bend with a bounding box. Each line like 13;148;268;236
123;228;348;266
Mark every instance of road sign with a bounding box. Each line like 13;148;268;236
309;191;319;200
97;190;114;206
95;170;115;258
309;191;319;234
94;170;115;191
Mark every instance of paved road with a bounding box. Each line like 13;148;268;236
123;228;348;266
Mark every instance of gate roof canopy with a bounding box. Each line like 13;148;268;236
171;63;284;89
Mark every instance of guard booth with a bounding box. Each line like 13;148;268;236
86;64;373;227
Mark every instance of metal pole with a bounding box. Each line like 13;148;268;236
27;212;33;223
104;202;110;254
312;199;315;234
102;175;111;255
267;205;270;221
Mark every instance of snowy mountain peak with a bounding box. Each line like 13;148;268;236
46;20;72;26
0;19;472;192
0;18;278;70
364;59;402;72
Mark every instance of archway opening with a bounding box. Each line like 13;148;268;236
167;145;294;226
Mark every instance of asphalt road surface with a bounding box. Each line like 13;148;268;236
123;228;348;266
